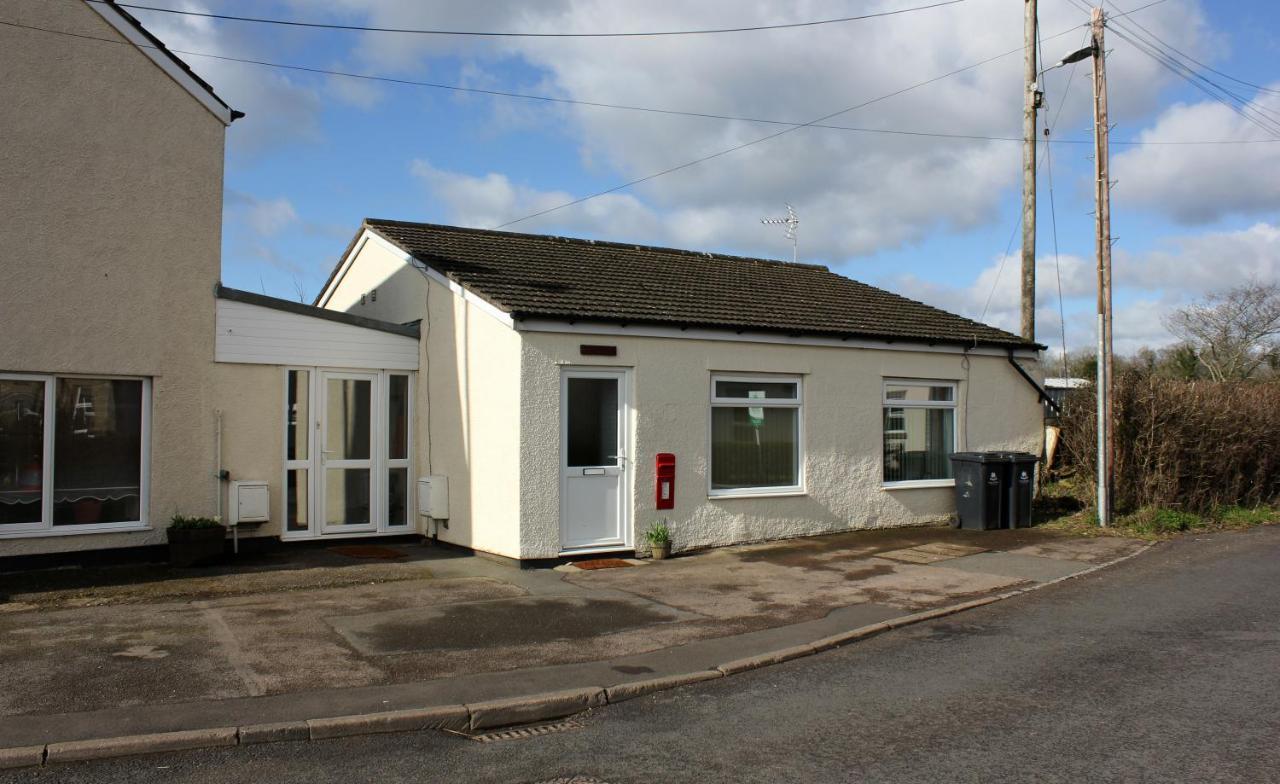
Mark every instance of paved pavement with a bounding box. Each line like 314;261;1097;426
0;526;1142;750
7;525;1275;783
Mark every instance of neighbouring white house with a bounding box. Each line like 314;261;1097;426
1;0;1051;564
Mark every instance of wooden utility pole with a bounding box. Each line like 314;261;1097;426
1090;7;1114;526
1020;0;1040;341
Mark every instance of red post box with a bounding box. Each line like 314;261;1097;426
655;453;675;510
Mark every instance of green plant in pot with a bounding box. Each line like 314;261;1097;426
644;520;672;560
167;514;227;567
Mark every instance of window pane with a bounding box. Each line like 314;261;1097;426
325;378;371;460
287;370;309;461
286;469;308;532
53;379;142;525
885;383;954;404
711;406;798;490
387;467;408;526
566;378;618;467
883;407;954;482
388;375;408;460
0;379;45;525
325;468;370;526
715;380;798;401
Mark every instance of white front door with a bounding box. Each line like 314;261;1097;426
320;371;378;534
560;369;629;552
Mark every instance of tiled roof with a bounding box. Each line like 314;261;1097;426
346;219;1039;350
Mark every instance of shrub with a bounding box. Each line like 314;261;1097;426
644;521;671;545
1058;373;1280;514
169;514;224;530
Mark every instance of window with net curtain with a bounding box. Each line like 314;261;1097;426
883;380;957;484
710;376;802;493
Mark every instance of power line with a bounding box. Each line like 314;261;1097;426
3;17;1275;148
1067;0;1280;138
91;0;966;38
492;23;1098;229
1111;10;1280;96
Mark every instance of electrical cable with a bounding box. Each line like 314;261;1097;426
88;0;966;38
2;18;1274;148
492;23;1097;229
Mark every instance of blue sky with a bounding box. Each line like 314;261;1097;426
129;0;1279;359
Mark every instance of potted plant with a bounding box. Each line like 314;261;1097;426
644;520;672;560
167;514;226;567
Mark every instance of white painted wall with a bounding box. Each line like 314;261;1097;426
214;299;418;370
323;237;524;558
518;329;1044;559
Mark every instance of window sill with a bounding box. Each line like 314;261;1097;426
882;480;955;490
709;488;807;500
0;523;152;540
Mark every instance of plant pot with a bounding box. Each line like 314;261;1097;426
167;526;227;567
651;542;671;560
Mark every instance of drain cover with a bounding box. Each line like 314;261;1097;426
463;719;584;743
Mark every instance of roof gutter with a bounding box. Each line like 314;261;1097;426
1007;349;1061;415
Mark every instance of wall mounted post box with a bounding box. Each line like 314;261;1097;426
655;453;675;510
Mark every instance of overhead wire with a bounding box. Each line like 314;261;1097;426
86;0;967;38
491;22;1101;229
979;23;1089;325
1;18;1273;148
1072;0;1280;138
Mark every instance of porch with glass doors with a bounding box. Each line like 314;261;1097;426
282;368;413;539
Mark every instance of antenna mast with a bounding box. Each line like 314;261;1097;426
761;203;800;263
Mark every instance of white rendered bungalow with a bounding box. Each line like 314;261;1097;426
292;220;1049;561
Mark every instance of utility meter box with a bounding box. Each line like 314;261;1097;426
229;480;269;525
417;475;449;519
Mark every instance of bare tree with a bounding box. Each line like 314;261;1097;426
1163;282;1280;382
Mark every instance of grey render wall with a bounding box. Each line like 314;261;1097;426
0;0;227;554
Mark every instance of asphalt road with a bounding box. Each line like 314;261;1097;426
8;526;1280;784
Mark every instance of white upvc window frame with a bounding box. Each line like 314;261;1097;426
708;373;806;499
0;372;151;538
881;378;958;490
382;372;414;529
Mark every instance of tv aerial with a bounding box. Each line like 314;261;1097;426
761;203;799;263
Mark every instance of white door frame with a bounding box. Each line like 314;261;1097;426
283;367;416;541
558;367;632;554
319;369;379;535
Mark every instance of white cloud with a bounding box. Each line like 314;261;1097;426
1111;87;1280;223
891;221;1280;355
325;0;1211;259
1117;221;1280;293
130;1;324;152
245;197;300;236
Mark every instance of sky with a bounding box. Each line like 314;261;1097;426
115;0;1280;362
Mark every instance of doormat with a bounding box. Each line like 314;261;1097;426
328;545;409;561
573;558;633;570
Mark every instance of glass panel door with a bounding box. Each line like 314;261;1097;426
321;372;377;533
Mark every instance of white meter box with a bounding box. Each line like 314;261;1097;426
417;476;449;518
229;480;269;525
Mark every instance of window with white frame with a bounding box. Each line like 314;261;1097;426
0;374;149;534
710;375;803;495
882;379;956;485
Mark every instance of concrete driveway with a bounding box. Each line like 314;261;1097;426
0;527;1143;723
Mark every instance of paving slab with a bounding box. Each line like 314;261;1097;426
939;552;1093;582
877;548;956;564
